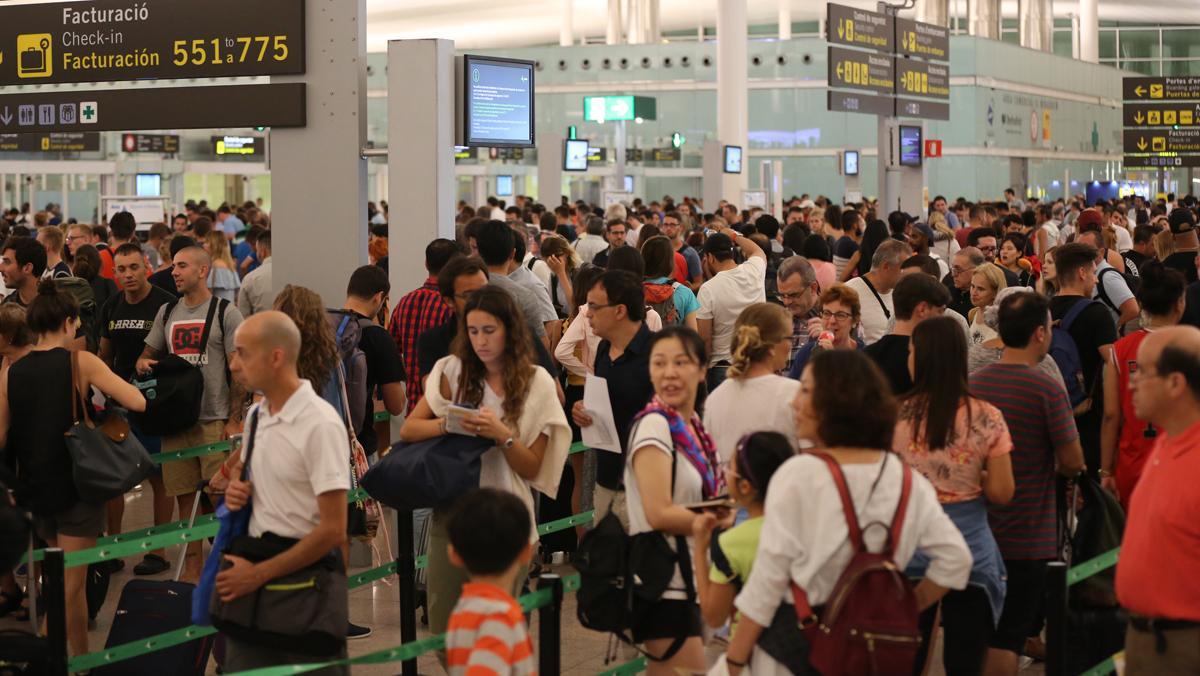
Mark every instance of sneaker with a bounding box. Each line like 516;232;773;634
347;622;372;639
133;554;170;576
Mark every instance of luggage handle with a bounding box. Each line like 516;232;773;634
174;487;205;583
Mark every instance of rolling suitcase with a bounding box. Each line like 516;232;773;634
92;491;213;676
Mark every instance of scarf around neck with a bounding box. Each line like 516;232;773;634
632;395;724;499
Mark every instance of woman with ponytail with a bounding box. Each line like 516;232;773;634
703;303;799;462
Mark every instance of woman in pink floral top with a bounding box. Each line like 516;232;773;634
892;316;1015;675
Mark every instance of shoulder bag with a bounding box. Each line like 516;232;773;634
64;351;154;504
360;432;494;511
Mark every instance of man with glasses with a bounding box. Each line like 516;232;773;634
1118;325;1200;674
776;256;821;373
661;211;703;292
945;247;985;320
591;219;628;269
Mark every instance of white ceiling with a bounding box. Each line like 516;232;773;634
365;0;1200;51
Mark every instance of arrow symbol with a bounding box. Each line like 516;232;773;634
838;21;845;39
836;63;844;79
612;99;629;117
0;107;10;126
1134;111;1145;124
1135;85;1146;97
1137;137;1148;151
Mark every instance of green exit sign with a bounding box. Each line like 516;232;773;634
583;95;657;123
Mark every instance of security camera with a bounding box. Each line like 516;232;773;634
751;56;762;66
602;58;612;69
581;58;591;70
619;57;629;69
777;55;787;66
681;56;691;67
802;54;813;65
641;56;651;68
558;59;567;70
702;56;712;67
534;60;543;71
663;57;673;67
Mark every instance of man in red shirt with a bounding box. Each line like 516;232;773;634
389;239;458;412
1119;325;1200;673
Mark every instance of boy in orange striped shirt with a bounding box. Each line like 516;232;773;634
445;488;537;676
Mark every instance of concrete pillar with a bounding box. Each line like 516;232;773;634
967;0;1000;40
606;0;623;45
778;0;792;40
716;0;748;203
560;0;574;47
647;0;660;42
1078;0;1099;63
272;0;368;304
1019;0;1053;51
537;133;565;205
916;0;950;27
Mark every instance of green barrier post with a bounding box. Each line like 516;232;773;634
1045;561;1068;676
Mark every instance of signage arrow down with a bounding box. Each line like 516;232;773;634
0;107;11;126
1137;137;1148;151
838;21;845;39
1134;111;1145;124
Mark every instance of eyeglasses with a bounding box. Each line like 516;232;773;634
820;310;853;321
587;302;619;313
978;245;997;253
779;288;811;301
952;266;972;275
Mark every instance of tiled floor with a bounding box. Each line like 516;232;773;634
2;484;1046;675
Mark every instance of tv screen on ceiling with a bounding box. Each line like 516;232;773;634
563;139;589;171
496;175;513;197
723;145;743;174
843;150;860;176
899;125;923;167
462;54;536;148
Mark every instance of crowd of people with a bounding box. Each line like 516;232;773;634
0;189;1198;676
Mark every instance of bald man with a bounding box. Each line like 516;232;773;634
137;245;245;582
1117;325;1200;674
213;311;351;673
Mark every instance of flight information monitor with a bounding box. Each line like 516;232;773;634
723;145;743;174
462;55;535;147
843;150;860;176
563;139;589;171
496;175;514;197
899;125;923;166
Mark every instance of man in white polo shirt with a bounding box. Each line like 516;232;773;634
696;222;767;390
845;239;912;345
213;311;351;674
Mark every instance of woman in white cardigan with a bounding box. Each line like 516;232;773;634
399;285;571;640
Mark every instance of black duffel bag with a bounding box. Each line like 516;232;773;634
360;433;493;511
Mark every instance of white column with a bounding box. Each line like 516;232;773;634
606;0;623;45
967;0;1000;39
537;132;565;204
1078;0;1099;63
560;0;574;47
778;0;792;41
717;0;748;203
1019;0;1053;51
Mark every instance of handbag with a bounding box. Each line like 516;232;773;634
335;364;379;540
360;432;493;511
63;350;154;504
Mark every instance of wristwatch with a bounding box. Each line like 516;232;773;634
502;436;515;450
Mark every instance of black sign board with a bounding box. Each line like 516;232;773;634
0;0;305;86
121;132;178;153
895;17;949;62
0;132;100;152
454;148;477;160
1123;154;1200;169
651;147;681;162
828;46;894;95
827;90;893;116
586;147;607;162
826;3;893;53
212;135;264;156
896;98;950;121
625;148;644;162
488;147;525;160
1123;128;1200;154
895;59;950;99
0;83;305;133
1123;102;1200;127
1123;77;1200;102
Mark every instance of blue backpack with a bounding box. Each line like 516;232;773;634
1050;299;1096;410
319;310;370;435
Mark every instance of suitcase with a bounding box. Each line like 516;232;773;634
92;492;213;676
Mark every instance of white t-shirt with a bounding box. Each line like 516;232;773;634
246;381;352;540
625;413;703;600
702;374;799;462
1095;260;1135;325
1113;225;1134;253
844;276;893;346
696;256;767;365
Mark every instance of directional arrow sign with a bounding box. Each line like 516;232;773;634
1123;128;1200;154
1124;154;1200;169
1123;77;1200;101
0;107;10;126
827;46;894;95
1123;102;1200;127
894;17;949;62
826;3;894;53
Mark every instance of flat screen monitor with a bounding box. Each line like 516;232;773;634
462;54;535;147
135;173;161;197
898;126;922;167
496;175;513;197
563;139;589;171
723;145;743;174
843;150;860;176
624;175;634;193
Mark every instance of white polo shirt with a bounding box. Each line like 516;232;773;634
246;380;351;540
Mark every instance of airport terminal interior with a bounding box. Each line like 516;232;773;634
1;0;1200;675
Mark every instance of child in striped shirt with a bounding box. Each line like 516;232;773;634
445;488;537;676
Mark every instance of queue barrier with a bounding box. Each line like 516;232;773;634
1045;546;1123;676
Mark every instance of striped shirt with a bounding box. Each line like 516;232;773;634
970;362;1078;560
446;582;536;676
388;278;453;412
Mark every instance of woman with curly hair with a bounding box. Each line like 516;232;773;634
398;285;570;641
271;285;340;394
703;302;798;462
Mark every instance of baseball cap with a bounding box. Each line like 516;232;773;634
1075;208;1105;233
1169;207;1195;234
701;232;735;256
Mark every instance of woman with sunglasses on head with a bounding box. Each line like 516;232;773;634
787;283;864;379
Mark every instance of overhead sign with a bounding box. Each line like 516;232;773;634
0;83;305;133
1122;102;1200;127
1123;128;1200;154
896;98;950;121
583;95;657;123
586;146;607;162
828;90;893;116
1123;77;1200;101
454;147;477;160
826;3;894;53
0;132;100;152
1124;154;1200;169
0;0;305;86
827;46;894;95
895;59;950;100
651;147;681;162
488;147;525;160
213;135;264;156
895;17;949;61
121;132;178;153
625;148;644;162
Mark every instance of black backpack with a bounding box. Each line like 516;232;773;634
54;277;98;353
130;298;228;436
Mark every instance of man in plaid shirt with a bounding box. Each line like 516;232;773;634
775;256;821;373
389;239;459;412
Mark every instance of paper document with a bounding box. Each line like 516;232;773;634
582;374;622;453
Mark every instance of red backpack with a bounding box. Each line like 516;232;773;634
791;452;921;676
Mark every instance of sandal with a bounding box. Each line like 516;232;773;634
0;590;23;617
